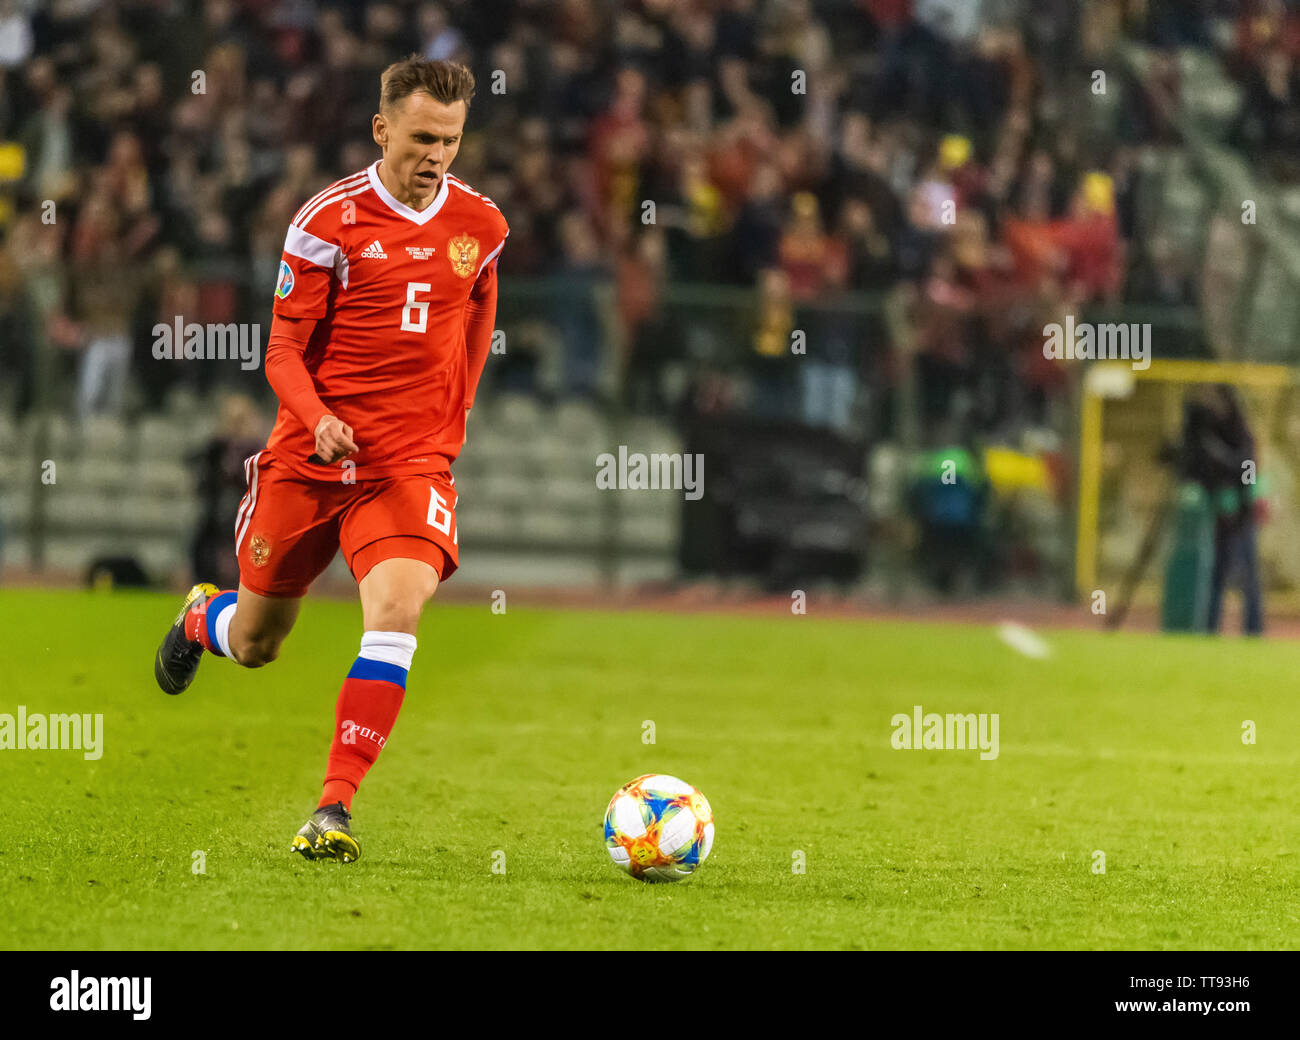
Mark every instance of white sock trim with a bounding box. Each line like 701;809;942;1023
214;602;237;658
358;630;417;672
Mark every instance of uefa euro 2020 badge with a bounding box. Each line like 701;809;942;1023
275;260;294;299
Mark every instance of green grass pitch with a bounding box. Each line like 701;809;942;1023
1;587;1297;950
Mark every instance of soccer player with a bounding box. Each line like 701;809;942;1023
153;57;507;863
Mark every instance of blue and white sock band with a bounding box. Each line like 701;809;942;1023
205;592;239;658
347;631;418;688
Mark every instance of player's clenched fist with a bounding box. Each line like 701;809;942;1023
314;414;359;464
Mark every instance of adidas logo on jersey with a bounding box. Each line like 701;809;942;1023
359;240;388;259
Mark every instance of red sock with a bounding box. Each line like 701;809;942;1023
319;675;405;811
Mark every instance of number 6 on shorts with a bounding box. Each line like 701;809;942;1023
427;486;453;536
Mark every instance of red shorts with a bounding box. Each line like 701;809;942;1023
234;450;459;598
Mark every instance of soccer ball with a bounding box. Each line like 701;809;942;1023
603;774;714;882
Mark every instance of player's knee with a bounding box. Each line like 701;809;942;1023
365;594;428;634
366;603;421;633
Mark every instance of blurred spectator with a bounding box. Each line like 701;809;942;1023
3;0;1286;603
553;211;611;399
775;191;858;433
589;64;651;239
1231;45;1300;173
837;196;896;289
1004;171;1123;305
137;246;200;409
908;430;992;595
1125;232;1196;307
729;160;784;285
778;191;849;300
0;0;1258;452
750;266;796;420
618;225;671;413
419;3;467;64
0;1;34;70
1182;385;1265;635
55;187;146;420
18;63;75;202
0;244;34;414
190;392;266;590
666;151;730;282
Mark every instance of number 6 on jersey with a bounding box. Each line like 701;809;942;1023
402;282;431;332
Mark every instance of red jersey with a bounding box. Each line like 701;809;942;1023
267;160;508;481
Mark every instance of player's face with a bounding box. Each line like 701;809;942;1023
372;92;465;209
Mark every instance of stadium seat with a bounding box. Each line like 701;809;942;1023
135;542;187;578
163;386;200;417
496;393;543;432
132;460;191;496
618;511;679;552
563;508;604;543
46;490;110;532
33;414;76;456
519;511;579;547
79;459;132;491
456;502;514;541
475;472;536;507
0;411;16;453
41;537;98;573
554;398;602;436
0;450;20;487
1;488;32;527
137;416;192;459
549;478;601;509
82;415;129;458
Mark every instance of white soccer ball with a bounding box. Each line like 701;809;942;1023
602;773;714;882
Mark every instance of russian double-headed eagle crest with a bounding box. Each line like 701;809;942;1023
447;234;480;278
249;534;271;567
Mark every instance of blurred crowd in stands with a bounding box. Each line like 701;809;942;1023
1224;0;1300;179
0;0;1272;446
